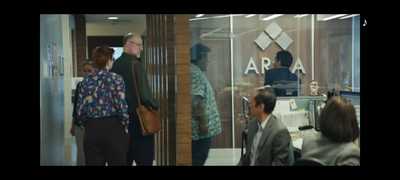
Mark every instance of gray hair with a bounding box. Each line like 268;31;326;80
123;32;141;45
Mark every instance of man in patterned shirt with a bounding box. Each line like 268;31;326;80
191;43;222;166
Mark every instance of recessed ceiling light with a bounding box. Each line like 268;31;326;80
262;14;284;21
107;17;119;20
339;14;360;19
294;14;308;18
322;14;347;21
196;14;205;18
189;14;243;21
245;14;256;18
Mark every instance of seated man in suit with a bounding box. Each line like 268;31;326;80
264;50;298;96
239;88;293;166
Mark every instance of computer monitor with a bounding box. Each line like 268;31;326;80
111;47;123;61
339;91;360;127
339;91;360;106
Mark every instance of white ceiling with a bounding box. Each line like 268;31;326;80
85;14;146;36
85;14;146;24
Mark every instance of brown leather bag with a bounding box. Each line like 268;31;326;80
132;62;161;136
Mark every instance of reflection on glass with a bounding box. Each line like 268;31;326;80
190;43;222;166
189;14;360;165
315;15;360;93
264;50;299;96
190;15;233;154
232;14;311;97
309;80;320;96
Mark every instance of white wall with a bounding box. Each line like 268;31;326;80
40;14;66;165
86;22;146;36
62;15;74;165
40;14;74;165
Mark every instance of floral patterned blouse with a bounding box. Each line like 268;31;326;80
75;68;129;129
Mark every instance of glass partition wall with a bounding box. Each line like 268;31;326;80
189;14;360;164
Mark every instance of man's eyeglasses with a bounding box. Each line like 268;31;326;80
128;41;143;48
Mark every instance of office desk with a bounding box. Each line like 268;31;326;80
290;129;317;150
290;131;304;150
290;129;361;151
292;136;303;150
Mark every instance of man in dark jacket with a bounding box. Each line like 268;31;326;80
111;32;159;166
264;50;298;96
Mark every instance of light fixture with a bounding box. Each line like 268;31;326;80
189;14;244;21
339;14;360;19
245;14;256;18
107;16;119;20
322;14;347;21
196;14;205;18
294;14;308;18
262;14;284;21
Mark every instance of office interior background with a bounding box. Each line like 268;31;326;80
40;14;360;165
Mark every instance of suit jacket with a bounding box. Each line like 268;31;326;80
111;52;159;113
301;130;360;166
239;115;292;166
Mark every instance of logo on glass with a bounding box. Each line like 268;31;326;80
254;22;293;50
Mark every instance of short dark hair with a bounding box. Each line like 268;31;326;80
91;46;114;69
191;43;210;64
319;96;359;143
276;50;293;67
254;88;277;114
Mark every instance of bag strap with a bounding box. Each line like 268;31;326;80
131;61;142;106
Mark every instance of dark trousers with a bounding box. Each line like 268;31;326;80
192;137;212;166
84;117;129;166
127;112;155;166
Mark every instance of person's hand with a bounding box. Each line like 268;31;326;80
70;125;75;136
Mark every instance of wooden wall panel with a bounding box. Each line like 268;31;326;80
174;15;192;166
145;14;191;165
74;14;87;77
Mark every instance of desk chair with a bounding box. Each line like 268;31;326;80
271;80;298;97
293;147;302;162
294;157;325;166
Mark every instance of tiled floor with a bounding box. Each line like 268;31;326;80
70;148;253;166
205;148;242;166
